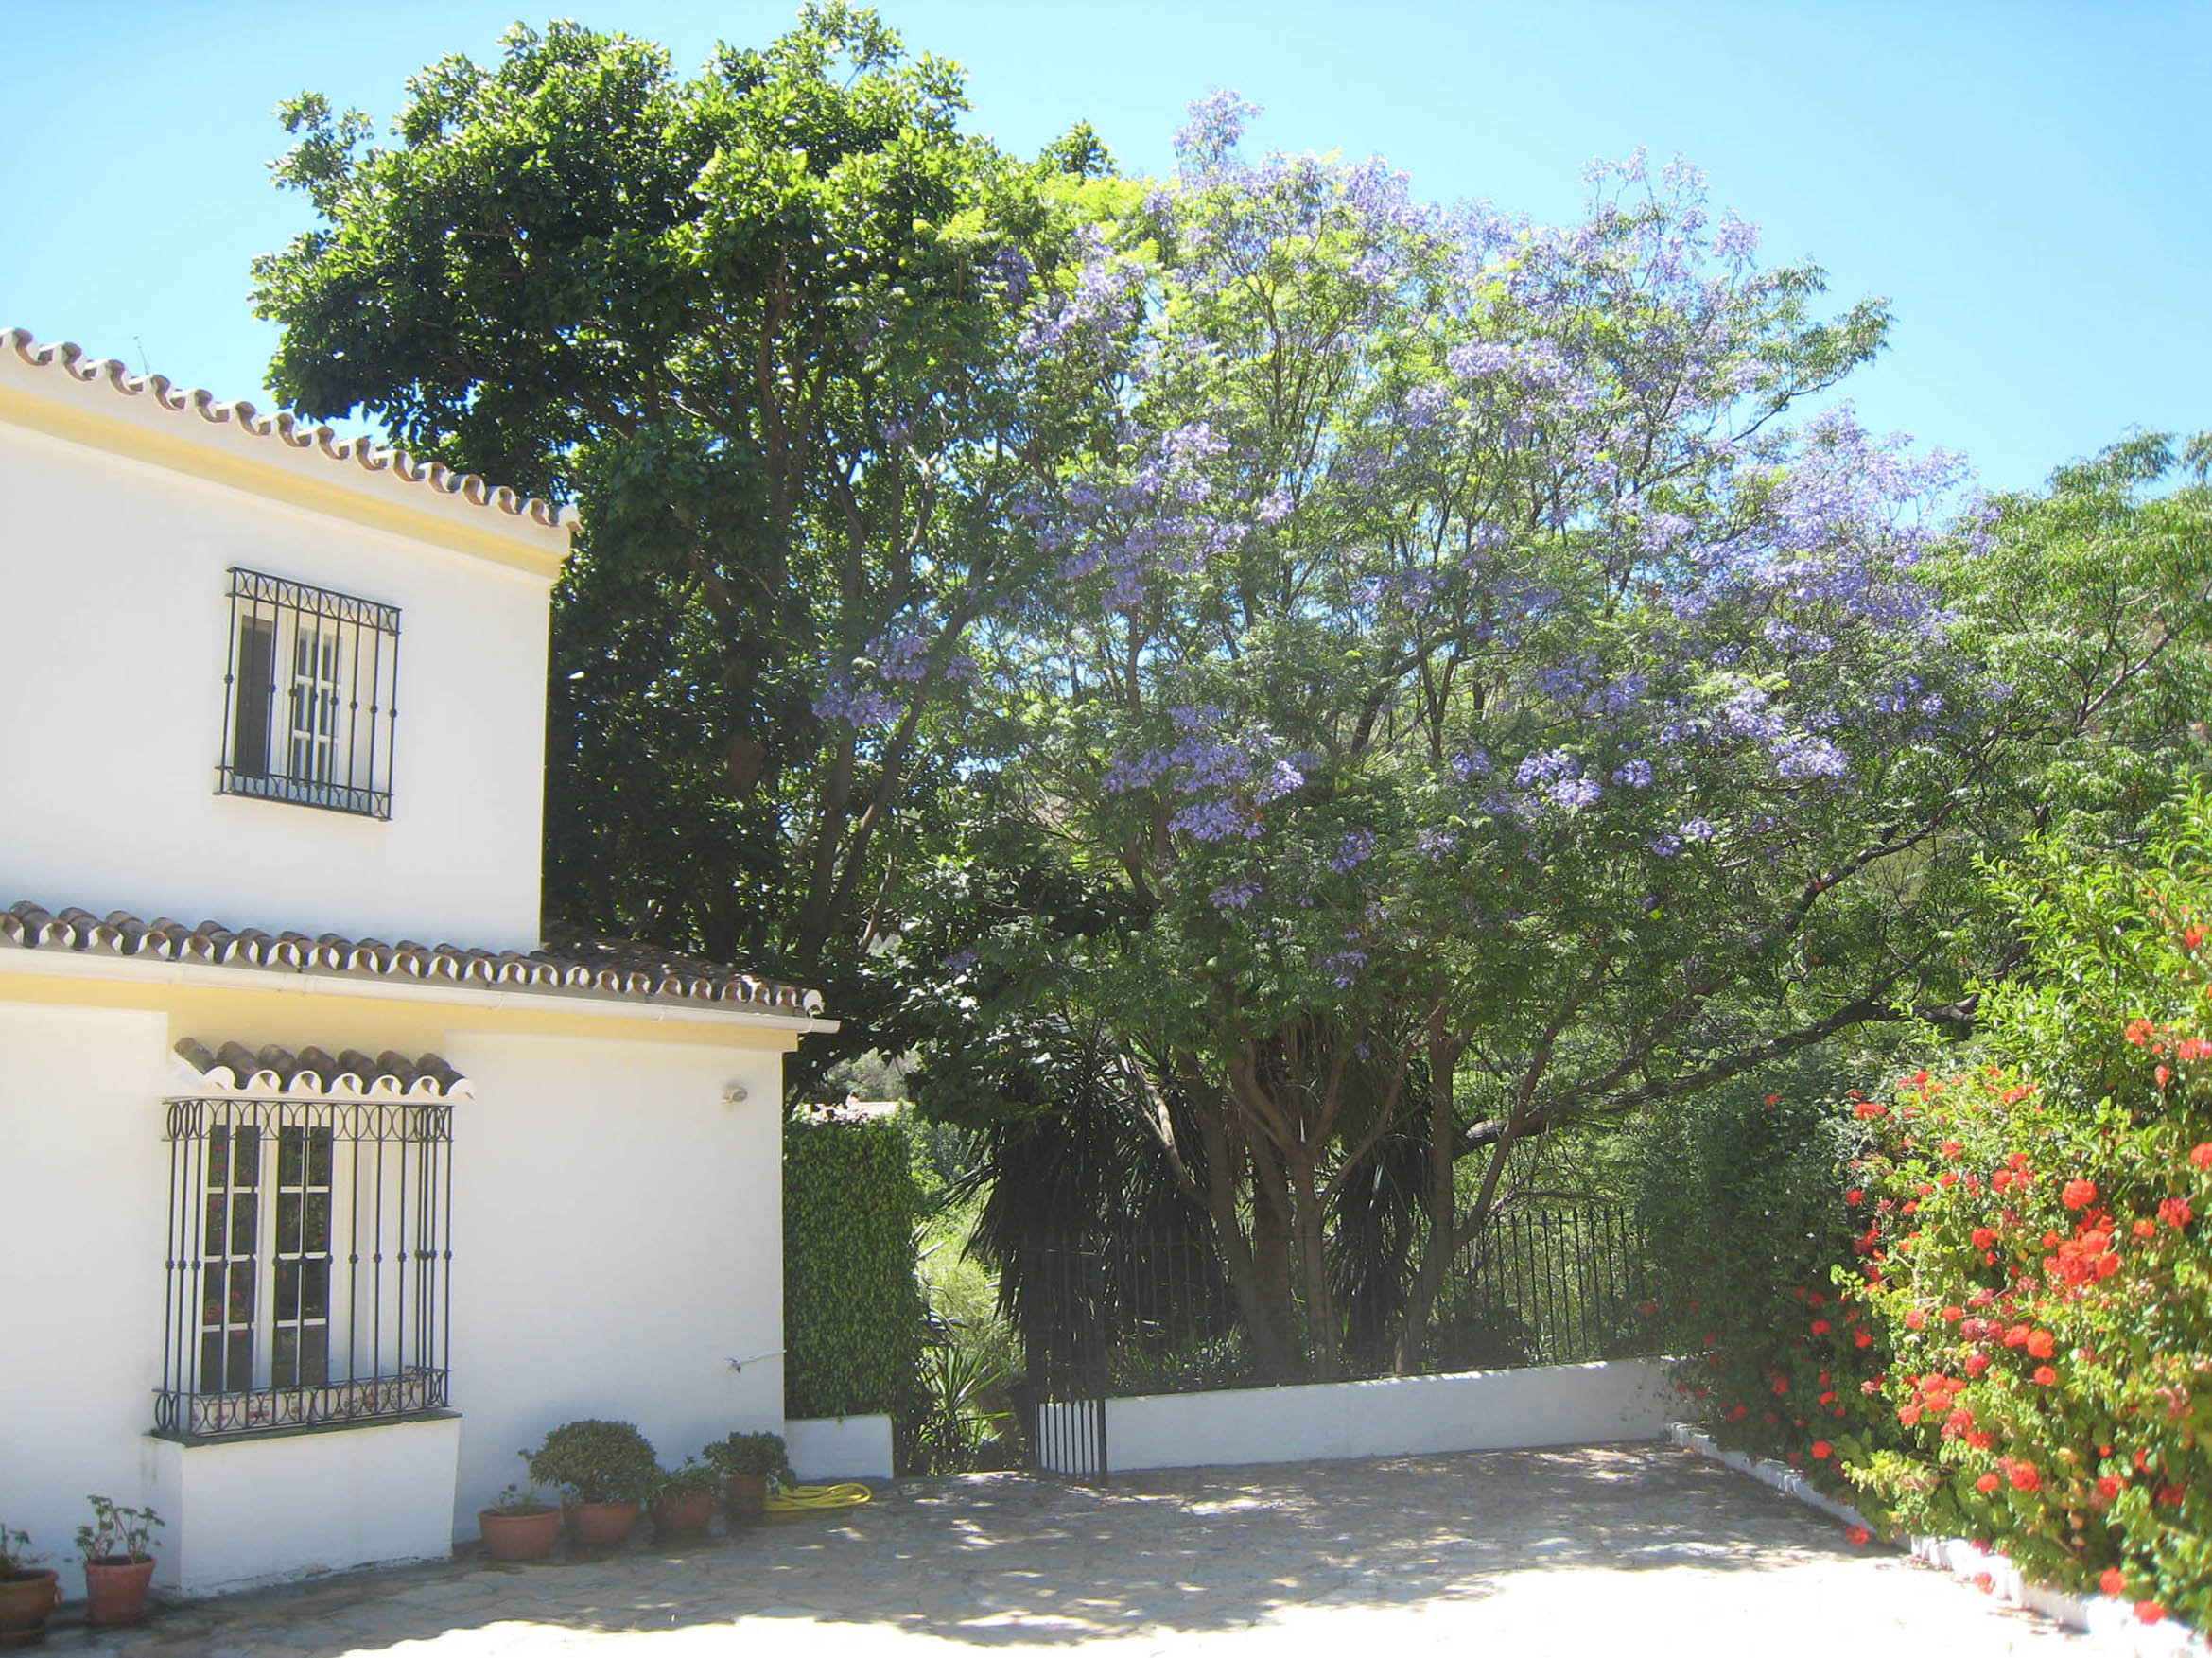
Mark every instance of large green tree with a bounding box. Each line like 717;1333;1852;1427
253;7;1116;1066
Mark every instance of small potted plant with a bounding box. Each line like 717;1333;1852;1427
75;1496;163;1627
524;1420;657;1547
703;1431;791;1519
478;1479;561;1562
0;1524;60;1645
649;1459;720;1540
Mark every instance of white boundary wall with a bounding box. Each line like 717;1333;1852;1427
784;1414;894;1481
1103;1356;1673;1472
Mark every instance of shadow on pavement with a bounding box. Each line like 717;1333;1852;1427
45;1443;1868;1654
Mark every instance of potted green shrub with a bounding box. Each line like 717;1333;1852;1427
524;1421;657;1546
478;1480;561;1562
649;1459;720;1540
703;1431;791;1519
0;1524;59;1645
75;1497;162;1627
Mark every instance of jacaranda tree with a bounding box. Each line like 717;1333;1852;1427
891;96;2207;1379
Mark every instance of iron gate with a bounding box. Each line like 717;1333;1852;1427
1020;1246;1111;1478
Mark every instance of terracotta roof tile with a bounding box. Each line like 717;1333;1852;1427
171;1038;471;1100
3;901;825;1018
2;327;572;535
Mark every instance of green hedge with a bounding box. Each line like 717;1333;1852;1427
784;1115;925;1421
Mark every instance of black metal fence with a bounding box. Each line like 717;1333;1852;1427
1424;1199;1653;1372
1015;1197;1653;1474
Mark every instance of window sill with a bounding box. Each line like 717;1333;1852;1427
155;1368;449;1440
217;769;392;820
149;1407;460;1449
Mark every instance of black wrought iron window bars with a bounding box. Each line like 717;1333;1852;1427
218;567;401;819
158;1094;452;1439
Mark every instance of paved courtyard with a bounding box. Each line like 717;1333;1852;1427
44;1445;2088;1657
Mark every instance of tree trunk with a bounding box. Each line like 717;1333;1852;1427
1245;1141;1304;1372
1394;1128;1520;1375
1390;1014;1466;1375
1289;1155;1341;1381
1186;1065;1299;1381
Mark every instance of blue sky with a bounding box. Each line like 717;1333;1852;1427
1;0;2204;494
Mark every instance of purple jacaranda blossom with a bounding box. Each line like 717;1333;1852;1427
1712;211;1760;265
1612;759;1653;789
1209;881;1260;910
1548;777;1603;811
1773;736;1849;780
1330;829;1376;873
1718;686;1785;742
1648;834;1683;858
986;244;1033;302
1175;89;1262;174
1515;748;1580;788
1680;818;1717;842
1417;826;1460;861
1169;798;1259;842
1256;759;1306;803
1321;950;1368;988
869;628;934;683
814;683;903;728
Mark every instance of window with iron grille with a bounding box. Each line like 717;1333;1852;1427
218;568;400;819
158;1094;452;1438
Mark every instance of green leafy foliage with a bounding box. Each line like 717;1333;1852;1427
74;1497;162;1565
653;1457;722;1499
702;1431;792;1482
523;1420;658;1504
784;1116;925;1420
1637;1056;1888;1466
0;1524;39;1579
251;7;1123;1091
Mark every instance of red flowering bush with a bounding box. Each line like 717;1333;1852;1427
1676;792;2212;1630
1842;1061;2210;1626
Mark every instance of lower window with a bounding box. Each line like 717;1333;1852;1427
158;1095;452;1437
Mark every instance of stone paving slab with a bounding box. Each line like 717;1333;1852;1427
34;1444;2088;1656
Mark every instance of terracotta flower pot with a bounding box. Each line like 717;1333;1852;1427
83;1557;156;1627
479;1507;562;1562
0;1569;61;1646
652;1489;716;1539
723;1474;768;1518
564;1500;640;1547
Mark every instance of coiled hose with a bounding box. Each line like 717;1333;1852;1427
762;1479;873;1513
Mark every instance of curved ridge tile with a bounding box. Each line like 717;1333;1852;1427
2;327;574;532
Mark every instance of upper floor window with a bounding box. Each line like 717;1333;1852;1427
218;569;400;819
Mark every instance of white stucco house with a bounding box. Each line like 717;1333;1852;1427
0;327;841;1596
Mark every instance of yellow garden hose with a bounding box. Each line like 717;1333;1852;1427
762;1479;873;1513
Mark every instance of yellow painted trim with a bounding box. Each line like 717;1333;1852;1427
0;967;816;1056
0;383;570;582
